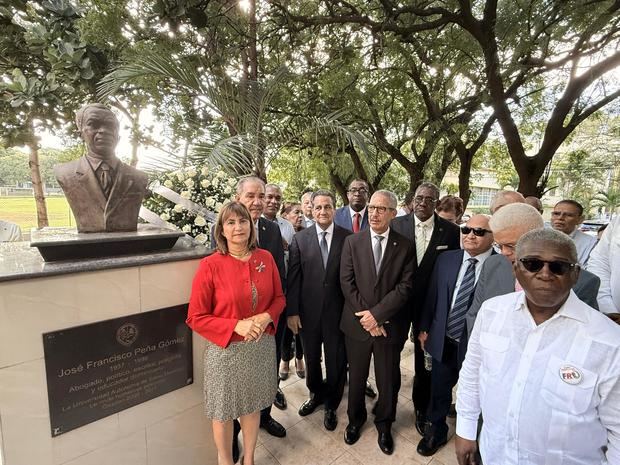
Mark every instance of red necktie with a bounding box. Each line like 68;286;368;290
353;213;360;233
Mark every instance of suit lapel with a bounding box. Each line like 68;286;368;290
106;163;134;216
358;230;377;282
306;225;325;270
375;230;398;284
76;157;106;212
446;250;464;301
420;214;444;268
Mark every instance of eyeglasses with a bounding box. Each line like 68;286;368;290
368;205;395;214
551;211;578;219
493;241;516;252
518;258;577;276
348;188;368;195
461;227;491;237
413;196;437;204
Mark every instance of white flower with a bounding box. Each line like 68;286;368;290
160;213;170;221
182;224;192;232
186;167;197;178
180;190;191;199
200;179;210;188
184;178;194;188
211;177;220;187
195;233;208;244
176;172;185;182
205;197;216;208
228;178;236;187
194;215;207;227
163;180;174;188
201;166;209;176
215;202;223;211
173;204;184;213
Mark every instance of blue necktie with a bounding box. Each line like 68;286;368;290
446;258;478;341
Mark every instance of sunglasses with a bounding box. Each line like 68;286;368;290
518;258;577;276
461;227;491;237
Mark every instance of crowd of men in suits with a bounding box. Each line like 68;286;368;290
224;175;620;463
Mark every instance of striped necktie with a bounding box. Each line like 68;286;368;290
319;231;329;267
446;258;478;341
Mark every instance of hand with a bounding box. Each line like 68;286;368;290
355;310;378;331
369;326;387;337
251;312;273;332
418;331;428;351
287;315;302;334
234;319;262;341
455;435;478;465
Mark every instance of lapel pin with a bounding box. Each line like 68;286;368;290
393;242;397;246
559;365;582;385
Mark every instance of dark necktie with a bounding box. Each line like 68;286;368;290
373;235;384;272
319;231;328;267
353;213;360;233
99;162;112;198
446;258;478;341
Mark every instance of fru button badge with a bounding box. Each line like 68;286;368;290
559;365;583;385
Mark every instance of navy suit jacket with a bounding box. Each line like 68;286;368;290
334;206;369;232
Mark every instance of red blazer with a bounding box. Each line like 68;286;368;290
187;249;286;348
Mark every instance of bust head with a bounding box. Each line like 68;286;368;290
76;103;119;160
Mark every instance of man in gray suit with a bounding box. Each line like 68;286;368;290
464;203;600;342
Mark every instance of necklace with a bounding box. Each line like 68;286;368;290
229;249;250;259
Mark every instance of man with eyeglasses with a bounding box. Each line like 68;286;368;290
551;199;597;266
416;215;495;456
456;228;620;465
340;190;414;455
392;181;461;435
334;179;370;233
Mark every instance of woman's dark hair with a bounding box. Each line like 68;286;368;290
280;202;301;216
213;201;257;255
436;195;464;218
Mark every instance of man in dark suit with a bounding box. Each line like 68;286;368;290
340;189;414;455
287;189;351;431
391;182;460;434
334;179;370;232
54;103;148;233
416;215;495;456
464;203;601;340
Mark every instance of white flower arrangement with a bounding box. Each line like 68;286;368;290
143;164;237;244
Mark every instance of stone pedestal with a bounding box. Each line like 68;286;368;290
0;239;217;465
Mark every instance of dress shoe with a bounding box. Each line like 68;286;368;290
447;403;457;418
415;410;429;436
279;360;290;381
298;396;323;416
344;424;361;445
324;409;337;431
295;357;305;378
416;434;448;456
378;431;394;455
260;416;286;437
365;381;377;398
274;388;287;410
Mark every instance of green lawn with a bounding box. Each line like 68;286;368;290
0;196;75;231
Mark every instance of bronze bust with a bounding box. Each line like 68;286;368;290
54;103;148;233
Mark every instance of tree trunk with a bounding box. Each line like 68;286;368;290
27;130;49;229
458;150;473;209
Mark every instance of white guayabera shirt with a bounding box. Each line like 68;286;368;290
457;291;620;465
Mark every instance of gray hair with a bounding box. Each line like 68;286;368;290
311;189;336;206
236;176;265;195
516;228;578;264
265;183;282;192
75;103;115;131
489;203;544;233
489;190;526;214
372;189;398;209
415;182;440;200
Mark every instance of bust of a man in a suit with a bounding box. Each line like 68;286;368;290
54;103;148;233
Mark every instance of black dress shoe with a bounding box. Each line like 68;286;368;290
365;381;377;398
298;396;322;416
415;410;429;436
274;388;287;410
260;417;286;437
344;424;361;445
378;431;394;455
416;434;448;456
324;409;337;431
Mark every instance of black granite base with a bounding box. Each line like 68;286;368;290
30;225;185;262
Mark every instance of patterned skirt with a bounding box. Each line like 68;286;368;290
203;334;277;421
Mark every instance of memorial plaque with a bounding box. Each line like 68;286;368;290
43;305;193;437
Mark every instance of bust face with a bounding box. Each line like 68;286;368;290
81;107;119;159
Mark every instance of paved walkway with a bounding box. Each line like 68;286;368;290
250;340;459;465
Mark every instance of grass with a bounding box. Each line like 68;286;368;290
0;196;75;231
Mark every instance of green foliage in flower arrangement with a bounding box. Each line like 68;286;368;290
143;165;237;244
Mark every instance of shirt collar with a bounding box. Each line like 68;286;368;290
86;154;119;171
414;214;434;228
315;222;334;235
463;247;493;266
371;227;390;240
349;206;366;219
515;289;588;323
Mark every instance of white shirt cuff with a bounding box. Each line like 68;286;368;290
456;416;479;441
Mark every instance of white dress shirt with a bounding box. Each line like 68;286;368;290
304;216;314;228
370;227;389;260
262;214;295;246
457;291;620;464
587;217;620;314
570;228;598;266
349;206;367;226
450;248;493;309
315;222;334;252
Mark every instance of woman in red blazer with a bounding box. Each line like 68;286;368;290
187;201;285;465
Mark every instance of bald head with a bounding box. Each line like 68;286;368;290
490;190;526;214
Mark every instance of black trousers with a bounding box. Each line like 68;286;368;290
411;329;432;416
345;335;405;433
300;321;347;410
281;326;304;362
427;337;460;438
